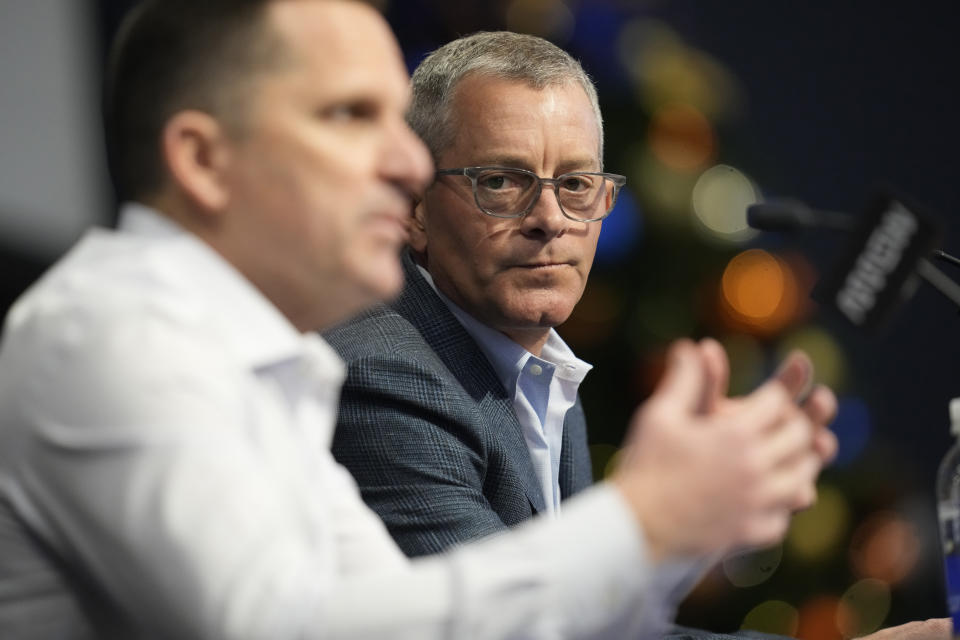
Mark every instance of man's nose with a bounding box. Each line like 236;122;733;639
383;118;434;197
519;181;570;239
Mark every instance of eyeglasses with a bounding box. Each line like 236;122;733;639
435;166;626;222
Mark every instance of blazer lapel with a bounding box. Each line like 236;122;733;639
393;251;547;514
559;397;593;497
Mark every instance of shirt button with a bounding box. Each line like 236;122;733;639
529;364;543;376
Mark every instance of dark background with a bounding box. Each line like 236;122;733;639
3;0;958;636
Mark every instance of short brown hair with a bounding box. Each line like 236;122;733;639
103;0;285;201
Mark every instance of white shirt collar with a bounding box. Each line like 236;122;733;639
414;264;591;391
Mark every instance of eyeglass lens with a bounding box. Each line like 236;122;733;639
473;169;615;219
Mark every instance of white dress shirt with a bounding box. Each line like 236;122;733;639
0;204;674;639
417;265;591;515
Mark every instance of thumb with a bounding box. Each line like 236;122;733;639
771;350;814;402
647;340;708;417
697;337;729;413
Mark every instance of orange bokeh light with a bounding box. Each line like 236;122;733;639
648;103;716;171
796;596;843;640
849;512;921;584
719;249;802;335
722;249;784;318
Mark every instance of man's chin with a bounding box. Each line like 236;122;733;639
497;301;577;332
357;257;406;302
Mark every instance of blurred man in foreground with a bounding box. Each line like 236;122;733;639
0;1;927;638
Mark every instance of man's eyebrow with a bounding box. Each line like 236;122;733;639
468;155;533;169
467;155;600;173
555;158;601;173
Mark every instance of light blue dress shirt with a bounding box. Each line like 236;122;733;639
416;265;592;516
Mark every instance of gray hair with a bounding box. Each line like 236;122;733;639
407;31;604;167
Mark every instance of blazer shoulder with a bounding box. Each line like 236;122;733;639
323;303;429;361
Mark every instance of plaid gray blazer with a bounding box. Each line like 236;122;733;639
326;250;594;557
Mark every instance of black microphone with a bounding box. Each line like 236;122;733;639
747;200;855;233
748;199;960;268
747;191;956;330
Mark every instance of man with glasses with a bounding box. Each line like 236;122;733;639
327;20;837;581
328;32;629;557
325;32;848;638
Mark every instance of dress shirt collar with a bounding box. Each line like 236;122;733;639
117;203;345;385
413;263;591;391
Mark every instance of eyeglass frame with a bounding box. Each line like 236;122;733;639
434;166;626;223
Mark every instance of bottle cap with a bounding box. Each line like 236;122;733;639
950;398;960;436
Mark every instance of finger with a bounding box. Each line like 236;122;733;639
812;427;839;465
856;618;951;640
802;385;838;465
736;378;795;435
772;350;814;402
802;384;838;426
646;340;707;418
697;337;729;414
761;451;821;512
758;410;815;469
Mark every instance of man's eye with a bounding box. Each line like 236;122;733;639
479;175;508;190
324;102;376;122
561;176;590;192
477;172;530;191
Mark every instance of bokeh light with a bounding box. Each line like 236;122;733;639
692;164;760;243
594;186;642;265
849;511;921;584
796;596;843;640
588;443;618;481
630;144;699;224
719;249;801;334
777;326;848;391
603;446;625;479
560;278;622;348
722;544;783;587
648;103;716;171
786;484;851;561
616;19;741;119
505;0;575;42
830;397;873;467
722;249;783;319
779;250;817;318
742;600;799;638
837;579;891;638
631;344;668;398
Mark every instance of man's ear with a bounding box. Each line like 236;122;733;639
408;199;429;253
160;110;233;214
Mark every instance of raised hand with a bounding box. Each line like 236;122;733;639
612;339;831;561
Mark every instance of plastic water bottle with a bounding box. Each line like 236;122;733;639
937;397;960;636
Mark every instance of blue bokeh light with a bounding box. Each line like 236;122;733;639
595;186;643;266
831;396;873;467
